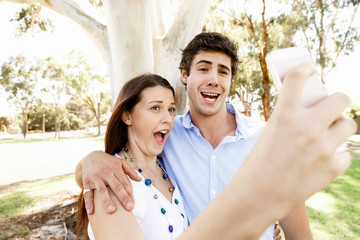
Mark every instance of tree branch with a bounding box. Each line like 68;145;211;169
3;0;110;68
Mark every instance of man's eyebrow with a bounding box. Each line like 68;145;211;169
218;64;230;72
196;60;231;71
196;60;212;65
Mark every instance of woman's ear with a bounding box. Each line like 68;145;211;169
122;111;132;126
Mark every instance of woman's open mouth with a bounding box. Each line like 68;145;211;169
154;130;169;144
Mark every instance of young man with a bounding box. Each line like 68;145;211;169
76;32;355;239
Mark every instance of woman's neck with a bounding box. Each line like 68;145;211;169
122;144;158;172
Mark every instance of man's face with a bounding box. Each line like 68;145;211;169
181;51;232;117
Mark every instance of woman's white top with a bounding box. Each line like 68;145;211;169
88;157;188;240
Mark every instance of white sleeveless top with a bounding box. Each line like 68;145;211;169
88;158;188;240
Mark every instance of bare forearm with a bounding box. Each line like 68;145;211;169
280;203;313;240
179;163;284;240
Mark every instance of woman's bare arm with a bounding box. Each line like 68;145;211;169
89;188;146;240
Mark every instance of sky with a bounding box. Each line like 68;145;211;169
0;1;359;116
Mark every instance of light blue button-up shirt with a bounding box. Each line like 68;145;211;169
159;104;274;239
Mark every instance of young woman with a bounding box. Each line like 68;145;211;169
77;73;187;239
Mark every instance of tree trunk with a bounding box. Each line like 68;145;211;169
97;102;101;136
22;111;28;139
42;112;46;132
104;0;153;102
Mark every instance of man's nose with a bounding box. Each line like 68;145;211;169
207;71;219;87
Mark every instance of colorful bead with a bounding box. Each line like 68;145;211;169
168;225;173;233
169;187;174;192
145;179;152;186
181;213;184;218
130;158;135;162
138;169;142;173
163;173;168;179
161;208;166;214
124;148;128;152
174;199;179;205
153;194;158;199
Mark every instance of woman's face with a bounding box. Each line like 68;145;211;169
124;86;176;157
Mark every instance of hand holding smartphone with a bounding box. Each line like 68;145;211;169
266;47;328;108
266;47;347;152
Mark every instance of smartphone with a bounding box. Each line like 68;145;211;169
265;47;327;108
266;47;347;152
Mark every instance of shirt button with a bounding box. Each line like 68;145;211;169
211;155;216;160
211;190;216;195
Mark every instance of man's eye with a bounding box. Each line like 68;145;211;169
220;70;228;75
199;68;208;72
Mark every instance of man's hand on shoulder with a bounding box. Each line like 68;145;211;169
75;150;141;214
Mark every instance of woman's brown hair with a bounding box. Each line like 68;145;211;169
76;73;174;239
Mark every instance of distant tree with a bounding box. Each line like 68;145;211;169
285;0;360;82
66;51;111;136
39;56;72;138
0;55;40;138
0;116;11;132
28;102;85;131
65;98;93;124
205;0;298;120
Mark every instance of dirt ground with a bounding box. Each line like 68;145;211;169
0;193;81;240
1;141;359;240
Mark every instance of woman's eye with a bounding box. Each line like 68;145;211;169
151;106;160;111
199;68;207;72
169;108;176;114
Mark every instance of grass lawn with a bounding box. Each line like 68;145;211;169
306;135;360;239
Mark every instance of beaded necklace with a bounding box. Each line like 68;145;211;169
121;147;185;238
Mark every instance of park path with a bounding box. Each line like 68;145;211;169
0;136;104;185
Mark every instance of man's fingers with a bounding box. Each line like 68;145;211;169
123;160;142;182
95;184;116;214
106;173;135;211
84;190;94;215
278;63;316;108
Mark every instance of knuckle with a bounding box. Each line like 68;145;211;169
97;186;107;194
83;177;92;187
113;183;123;191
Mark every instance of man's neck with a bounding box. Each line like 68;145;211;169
190;104;237;149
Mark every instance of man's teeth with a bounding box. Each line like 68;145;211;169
203;93;218;97
160;130;168;134
204;97;216;102
202;93;218;102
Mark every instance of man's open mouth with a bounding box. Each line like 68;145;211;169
201;92;220;102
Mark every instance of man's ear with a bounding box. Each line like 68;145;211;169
122;111;132;126
180;69;188;85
